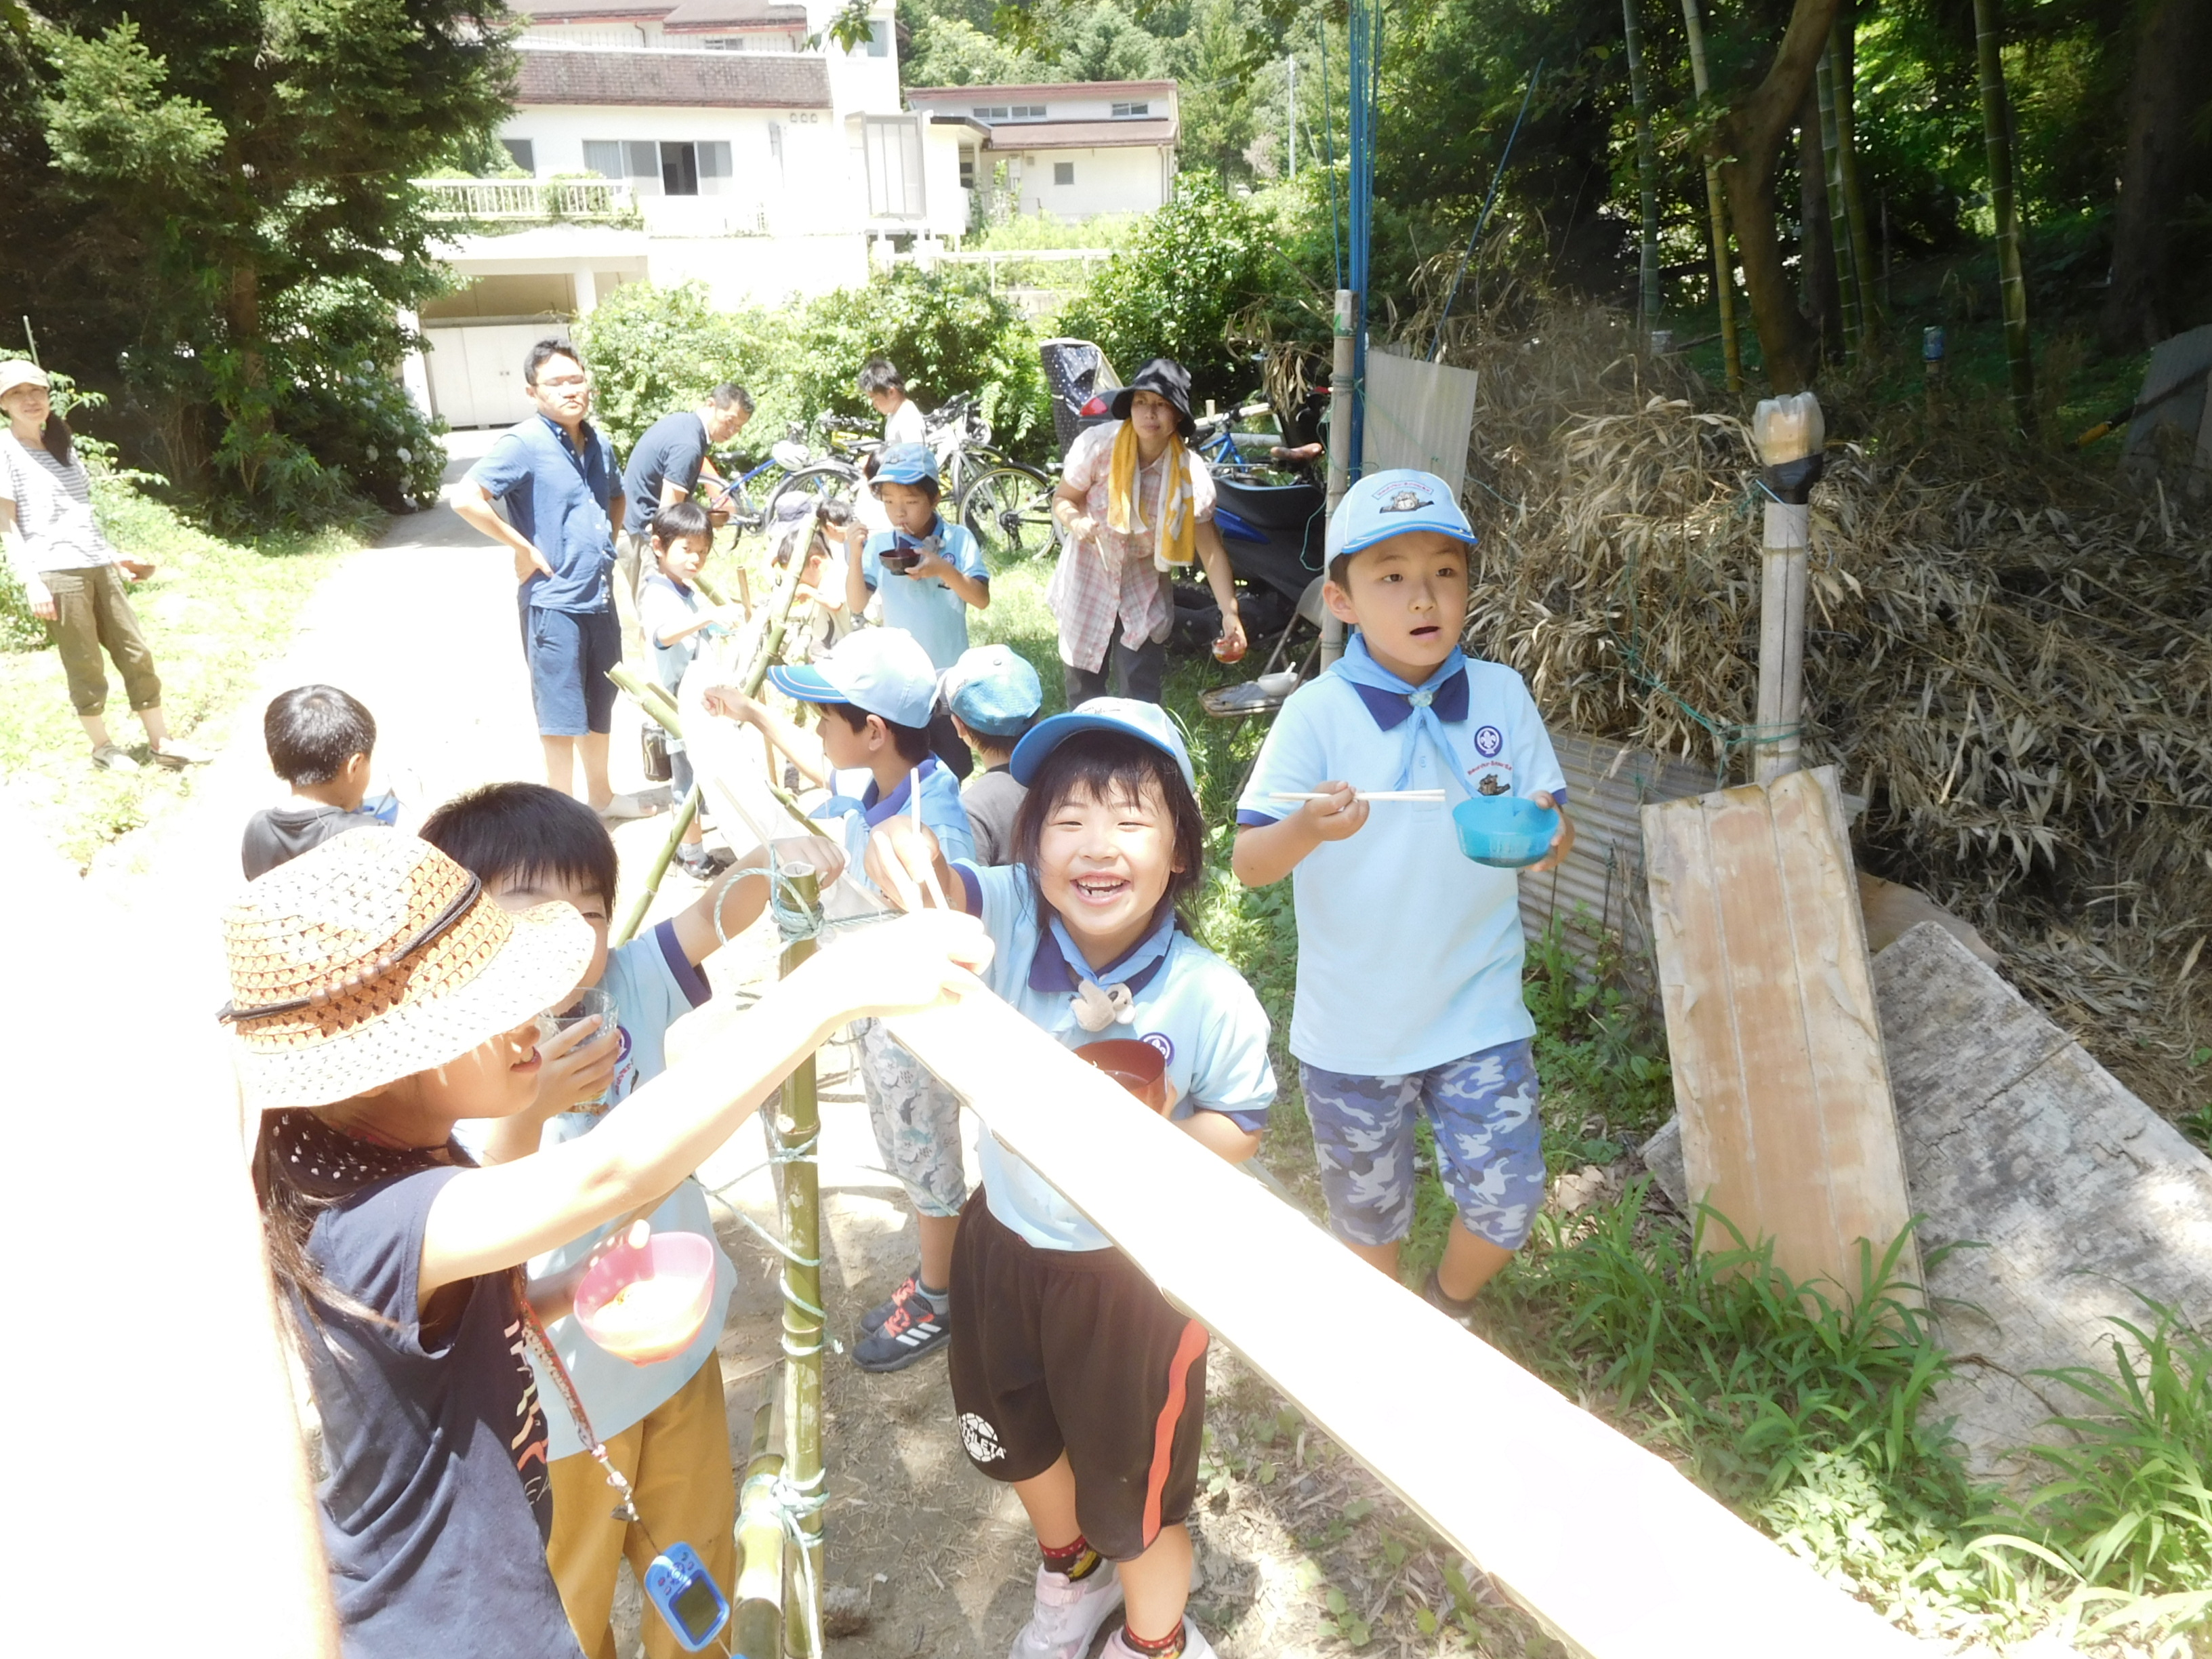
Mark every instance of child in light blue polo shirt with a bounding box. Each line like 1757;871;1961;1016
846;443;991;672
865;698;1271;1659
706;626;976;1374
1232;469;1576;1323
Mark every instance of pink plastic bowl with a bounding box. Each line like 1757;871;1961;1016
573;1231;716;1366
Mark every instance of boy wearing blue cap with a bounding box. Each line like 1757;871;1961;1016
707;626;979;1372
940;643;1045;865
866;697;1273;1659
846;442;991;674
1231;470;1576;1320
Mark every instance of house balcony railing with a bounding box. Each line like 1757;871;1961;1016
417;178;638;222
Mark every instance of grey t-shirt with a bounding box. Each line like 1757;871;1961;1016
961;765;1025;867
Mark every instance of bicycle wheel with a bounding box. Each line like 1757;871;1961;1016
763;462;861;525
960;463;1059;563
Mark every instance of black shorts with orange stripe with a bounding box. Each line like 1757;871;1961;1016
947;1189;1210;1562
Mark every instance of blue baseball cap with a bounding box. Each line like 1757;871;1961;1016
1325;468;1476;566
767;626;937;730
939;644;1043;739
1010;697;1195;791
872;443;940;488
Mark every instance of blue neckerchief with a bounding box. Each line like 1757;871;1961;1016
1326;632;1474;795
859;756;942;829
1028;908;1176;998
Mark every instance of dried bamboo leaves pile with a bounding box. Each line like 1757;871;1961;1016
1451;308;2212;1106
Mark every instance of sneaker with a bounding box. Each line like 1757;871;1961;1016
1099;1616;1214;1659
1008;1562;1124;1659
1422;1269;1478;1325
858;1273;933;1336
674;842;719;881
596;792;657;821
851;1290;948;1372
149;741;213;769
90;743;140;773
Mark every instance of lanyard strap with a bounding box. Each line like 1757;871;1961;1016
514;1273;645;1528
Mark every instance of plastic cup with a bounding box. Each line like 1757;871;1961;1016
543;987;618;1110
573;1230;717;1366
1450;795;1561;869
1076;1038;1171;1113
1212;634;1247;664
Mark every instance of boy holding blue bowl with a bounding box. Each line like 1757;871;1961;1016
1231;468;1575;1318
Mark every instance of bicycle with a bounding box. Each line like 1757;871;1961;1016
693;432;813;537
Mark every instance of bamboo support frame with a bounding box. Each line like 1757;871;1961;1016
1680;0;1743;392
775;868;825;1659
732;1399;785;1658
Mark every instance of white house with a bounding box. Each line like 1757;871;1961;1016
413;0;968;427
901;80;1179;221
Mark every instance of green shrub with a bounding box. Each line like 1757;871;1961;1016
1057;177;1281;410
571;280;800;458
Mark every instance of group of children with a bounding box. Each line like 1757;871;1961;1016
228;455;1574;1659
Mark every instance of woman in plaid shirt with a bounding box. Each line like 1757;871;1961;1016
1046;358;1246;707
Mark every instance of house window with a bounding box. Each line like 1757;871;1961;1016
661;140;699;197
499;138;535;176
972;105;1009;120
1054;161;1074;186
1110;101;1150;118
958;150;975;189
583;139;660;193
1010;104;1046;119
863;117;925;217
864;19;888;56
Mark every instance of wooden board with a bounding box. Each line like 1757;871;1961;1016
1643;766;1920;1296
884;992;1936;1659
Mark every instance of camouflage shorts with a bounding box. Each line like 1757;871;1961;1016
857;1017;969;1218
1300;1039;1544;1250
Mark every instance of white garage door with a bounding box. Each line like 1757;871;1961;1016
422;323;566;430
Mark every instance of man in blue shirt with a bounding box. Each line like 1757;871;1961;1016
456;339;651;820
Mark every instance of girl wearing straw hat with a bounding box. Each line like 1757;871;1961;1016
0;361;210;772
226;830;987;1656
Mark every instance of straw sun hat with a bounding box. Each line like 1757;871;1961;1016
220;830;594;1112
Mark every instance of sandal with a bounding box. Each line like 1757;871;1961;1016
90;743;140;773
150;742;213;769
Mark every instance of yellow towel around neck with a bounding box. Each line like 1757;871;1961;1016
1105;419;1197;570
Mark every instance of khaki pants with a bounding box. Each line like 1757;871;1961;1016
43;564;160;716
545;1357;739;1659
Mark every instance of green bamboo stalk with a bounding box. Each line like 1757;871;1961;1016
1829;5;1879;336
1815;43;1863;360
610;661;819;838
1972;0;2035;434
777;867;825;1659
731;1399;785;1659
1622;0;1662;337
1680;0;1743;391
610;783;701;947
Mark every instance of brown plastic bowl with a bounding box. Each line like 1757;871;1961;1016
1075;1038;1170;1113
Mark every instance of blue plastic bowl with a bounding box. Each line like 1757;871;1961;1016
1452;795;1560;868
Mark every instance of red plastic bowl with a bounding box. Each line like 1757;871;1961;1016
573;1231;716;1366
1076;1038;1172;1114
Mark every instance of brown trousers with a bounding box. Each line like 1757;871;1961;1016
43;564;160;716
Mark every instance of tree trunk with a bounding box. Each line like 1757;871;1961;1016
1711;0;1846;394
2100;0;2212;353
1830;3;1880;337
1815;43;1862;359
1681;0;1744;391
1623;0;1661;337
1971;0;2034;434
1798;87;1843;361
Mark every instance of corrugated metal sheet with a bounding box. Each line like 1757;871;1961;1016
1519;733;1719;989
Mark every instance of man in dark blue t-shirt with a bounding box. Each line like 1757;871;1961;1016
615;382;752;603
457;340;651;821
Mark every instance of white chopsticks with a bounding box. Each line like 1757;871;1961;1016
1269;790;1448;803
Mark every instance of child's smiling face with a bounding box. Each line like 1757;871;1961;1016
1036;775;1183;958
1323;530;1471;684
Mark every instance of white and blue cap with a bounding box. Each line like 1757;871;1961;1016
872;442;940;488
1325;468;1477;566
939;644;1043;739
1010;697;1195;791
768;626;937;731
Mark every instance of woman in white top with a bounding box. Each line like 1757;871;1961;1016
0;361;208;772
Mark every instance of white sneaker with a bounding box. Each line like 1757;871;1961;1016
594;791;657;821
1098;1617;1216;1659
1008;1561;1124;1659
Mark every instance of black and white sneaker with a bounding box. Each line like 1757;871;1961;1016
853;1291;949;1372
859;1273;928;1336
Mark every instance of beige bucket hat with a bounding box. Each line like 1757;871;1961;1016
0;361;50;402
220;829;594;1111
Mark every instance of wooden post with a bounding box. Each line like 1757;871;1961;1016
1751;392;1823;783
731;1399;785;1658
776;867;825;1659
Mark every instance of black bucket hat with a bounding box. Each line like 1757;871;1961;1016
1109;357;1196;439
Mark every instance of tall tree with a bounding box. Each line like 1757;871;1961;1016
1971;0;2034;433
2100;0;2212;352
1680;0;1742;391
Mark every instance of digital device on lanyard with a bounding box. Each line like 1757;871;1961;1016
644;1541;731;1652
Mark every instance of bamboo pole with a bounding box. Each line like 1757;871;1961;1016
1680;0;1743;392
611;661;818;838
1815;45;1863;361
1623;0;1662;339
777;867;825;1659
732;1399;785;1659
1751;393;1824;783
1972;0;2035;435
1829;5;1879;337
611;783;701;947
1320;288;1355;670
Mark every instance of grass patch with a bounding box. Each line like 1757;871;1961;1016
0;478;373;867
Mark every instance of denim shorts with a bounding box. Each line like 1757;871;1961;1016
1300;1038;1546;1250
523;602;621;737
